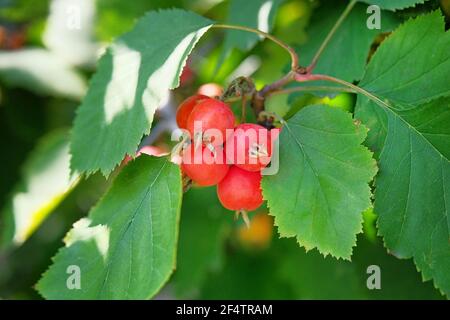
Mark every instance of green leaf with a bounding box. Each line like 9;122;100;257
218;0;283;67
171;187;231;298
70;9;213;176
262;105;377;259
300;1;399;83
357;97;450;297
359;0;430;11
36;156;182;299
355;11;450;297
1;130;80;248
95;0;181;41
359;11;450;106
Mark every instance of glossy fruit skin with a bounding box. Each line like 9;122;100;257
176;94;210;129
181;144;229;187
217;166;263;211
186;98;235;146
226;123;273;172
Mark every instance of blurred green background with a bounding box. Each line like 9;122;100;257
0;0;447;299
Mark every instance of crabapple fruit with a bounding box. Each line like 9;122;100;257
186;98;235;146
176;94;210;129
226;123;274;172
217;166;263;211
181;144;229;187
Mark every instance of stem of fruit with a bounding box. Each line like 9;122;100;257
235;210;251;228
212;24;299;70
182;175;193;193
306;0;357;73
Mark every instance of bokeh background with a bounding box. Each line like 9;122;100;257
0;0;448;299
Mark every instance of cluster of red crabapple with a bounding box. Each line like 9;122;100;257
175;93;279;221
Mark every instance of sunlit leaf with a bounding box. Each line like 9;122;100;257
36;156;182;299
70;9;213;176
0;130;80;248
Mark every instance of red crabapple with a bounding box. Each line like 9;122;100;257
176;94;210;129
217;166;263;211
186;98;235;146
225;123;273;172
181;144;229;187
